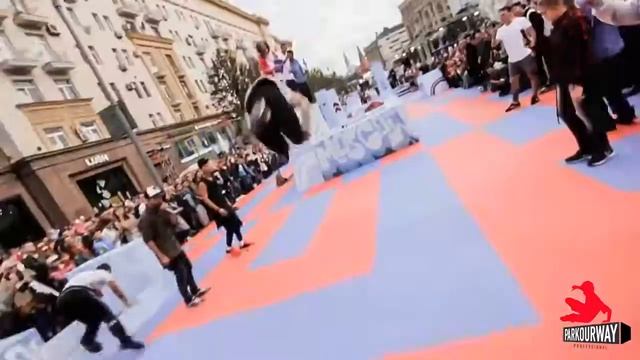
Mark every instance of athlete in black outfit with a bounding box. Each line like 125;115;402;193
197;158;248;253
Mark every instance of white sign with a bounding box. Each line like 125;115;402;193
84;154;110;167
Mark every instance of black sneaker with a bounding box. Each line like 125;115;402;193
121;339;145;351
588;152;609;167
195;287;211;298
565;151;590;164
531;95;540;105
505;102;521;112
605;147;616;158
187;297;203;307
239;242;253;250
81;341;104;353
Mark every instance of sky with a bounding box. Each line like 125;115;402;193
232;0;405;75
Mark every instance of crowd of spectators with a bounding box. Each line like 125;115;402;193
0;143;278;341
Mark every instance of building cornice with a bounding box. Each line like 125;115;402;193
203;0;269;26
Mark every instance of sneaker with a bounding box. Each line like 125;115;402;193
588;152;609;167
81;341;104;353
239;242;253;250
605;147;616;158
225;247;233;254
187;297;203;307
505;102;521;112
121;339;145;351
531;95;540;105
195;287;211;298
565;150;590;164
540;86;554;94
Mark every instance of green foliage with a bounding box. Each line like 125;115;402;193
207;49;260;134
307;68;349;94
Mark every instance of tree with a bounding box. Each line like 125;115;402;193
208;49;260;135
307;68;349;94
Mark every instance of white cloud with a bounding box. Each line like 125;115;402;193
233;0;404;74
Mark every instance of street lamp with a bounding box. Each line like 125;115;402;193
438;27;444;32
462;16;468;21
474;11;480;16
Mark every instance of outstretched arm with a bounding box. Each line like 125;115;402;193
108;280;132;307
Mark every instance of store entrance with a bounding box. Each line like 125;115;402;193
0;196;45;250
77;166;137;212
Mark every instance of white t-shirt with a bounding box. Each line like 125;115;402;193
496;17;533;63
64;270;114;291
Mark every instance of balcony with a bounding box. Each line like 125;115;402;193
0;50;39;74
116;0;141;19
42;57;75;74
13;11;48;29
143;7;163;24
195;43;208;56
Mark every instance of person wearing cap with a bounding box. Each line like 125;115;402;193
138;186;209;307
56;263;144;353
197;158;249;254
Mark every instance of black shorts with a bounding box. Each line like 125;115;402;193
57;287;116;326
508;54;537;78
246;79;306;158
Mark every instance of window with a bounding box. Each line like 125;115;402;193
67;7;82;26
156;112;165;125
174;9;181;20
182;56;190;68
92;13;105;31
193;105;201;117
200;131;218;148
151;25;161;37
55;79;79;100
179;80;193;99
0;32;15;62
174;108;185;122
175;30;182;43
103;16;115;32
78;121;103;141
149;113;160;127
43;127;70;150
176;137;197;159
88;46;102;64
140;81;151;97
27;34;55;62
133;83;143;99
13;80;44;102
195;80;204;93
188;57;195;68
122;49;133;65
124;19;136;32
165;54;179;72
158;80;174;102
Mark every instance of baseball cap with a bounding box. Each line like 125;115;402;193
145;185;164;199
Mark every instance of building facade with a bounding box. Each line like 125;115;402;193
399;0;454;41
0;0;276;245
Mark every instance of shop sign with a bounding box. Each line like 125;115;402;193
85;154;110;167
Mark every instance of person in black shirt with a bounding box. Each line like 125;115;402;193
540;0;614;166
197;158;249;254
